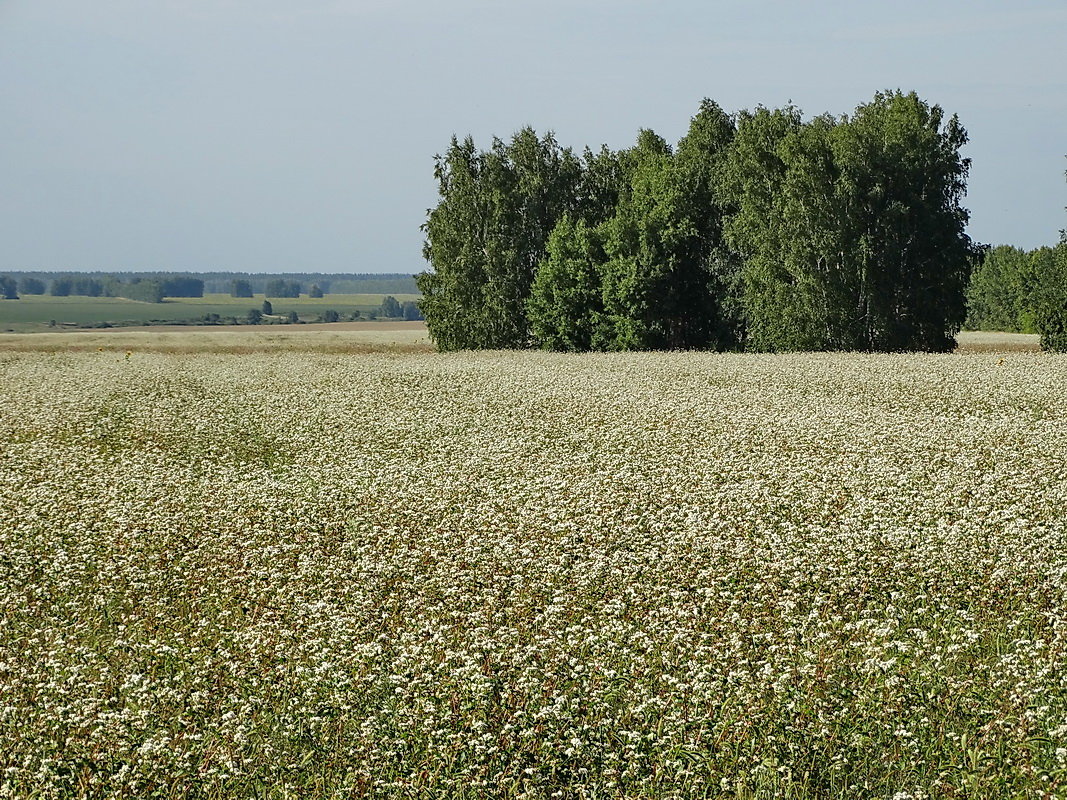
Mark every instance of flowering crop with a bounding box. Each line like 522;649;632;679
1;340;1065;799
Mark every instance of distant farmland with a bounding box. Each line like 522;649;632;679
0;293;421;332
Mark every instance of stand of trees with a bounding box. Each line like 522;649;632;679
420;91;984;353
265;279;302;298
1;276;18;300
964;159;1067;353
18;277;45;295
231;279;254;298
966;240;1067;351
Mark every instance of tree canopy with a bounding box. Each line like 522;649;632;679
420;91;984;353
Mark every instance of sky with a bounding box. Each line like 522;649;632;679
1;0;1064;274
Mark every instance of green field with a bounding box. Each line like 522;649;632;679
0;293;421;332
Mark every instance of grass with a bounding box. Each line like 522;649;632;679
0;293;422;332
0;321;432;355
0;329;1063;798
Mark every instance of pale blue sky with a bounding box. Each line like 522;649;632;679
1;0;1064;273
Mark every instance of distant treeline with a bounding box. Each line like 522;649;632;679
0;271;419;299
420;90;1065;353
4;274;203;303
965;243;1067;350
200;272;418;295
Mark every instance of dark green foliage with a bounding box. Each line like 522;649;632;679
73;277;104;297
50;276;106;297
599;129;699;350
159;277;205;298
286;310;299;324
723;92;976;352
1;276;18;300
528;216;608;351
836;92;975;351
379;295;402;318
322;309;340;323
231;279;254;298
424;92;980;353
1033;238;1067;352
119;280;163;303
18;277;45;295
308;284;324;298
581;116;738;352
965;246;1039;332
573;145;633;228
418;128;583;350
675;100;743;349
265;280;301;298
245;308;263;324
261;300;273;316
401;301;423;321
722;105;816;351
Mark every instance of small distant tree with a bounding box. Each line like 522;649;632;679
119;280;164;303
160;277;205;297
401;300;424;320
0;276;19;300
379;295;402;318
322;309;339;323
231;279;254;298
262;300;273;315
350;310;362;320
265;279;301;298
50;278;72;296
18;277;45;295
245;308;263;324
308;284;324;298
70;277;104;297
286;310;299;324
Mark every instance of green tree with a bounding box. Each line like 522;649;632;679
1033;239;1067;352
833;91;976;351
231;279;254;298
308;284;324;298
528;215;608;351
419;128;582;350
160;277;204;297
18;277;45;295
1034;165;1067;351
724;92;976;352
722;104;817;351
0;276;18;300
49;278;72;296
379;295;402;318
672;99;741;349
265;279;301;298
262;300;273;316
118;280;163;303
401;301;423;321
599;128;721;350
286;310;299;324
573;145;633;228
965;245;1038;332
245;308;263;324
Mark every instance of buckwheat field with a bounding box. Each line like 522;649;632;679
2;332;1066;800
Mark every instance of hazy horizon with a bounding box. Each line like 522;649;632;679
2;0;1065;274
